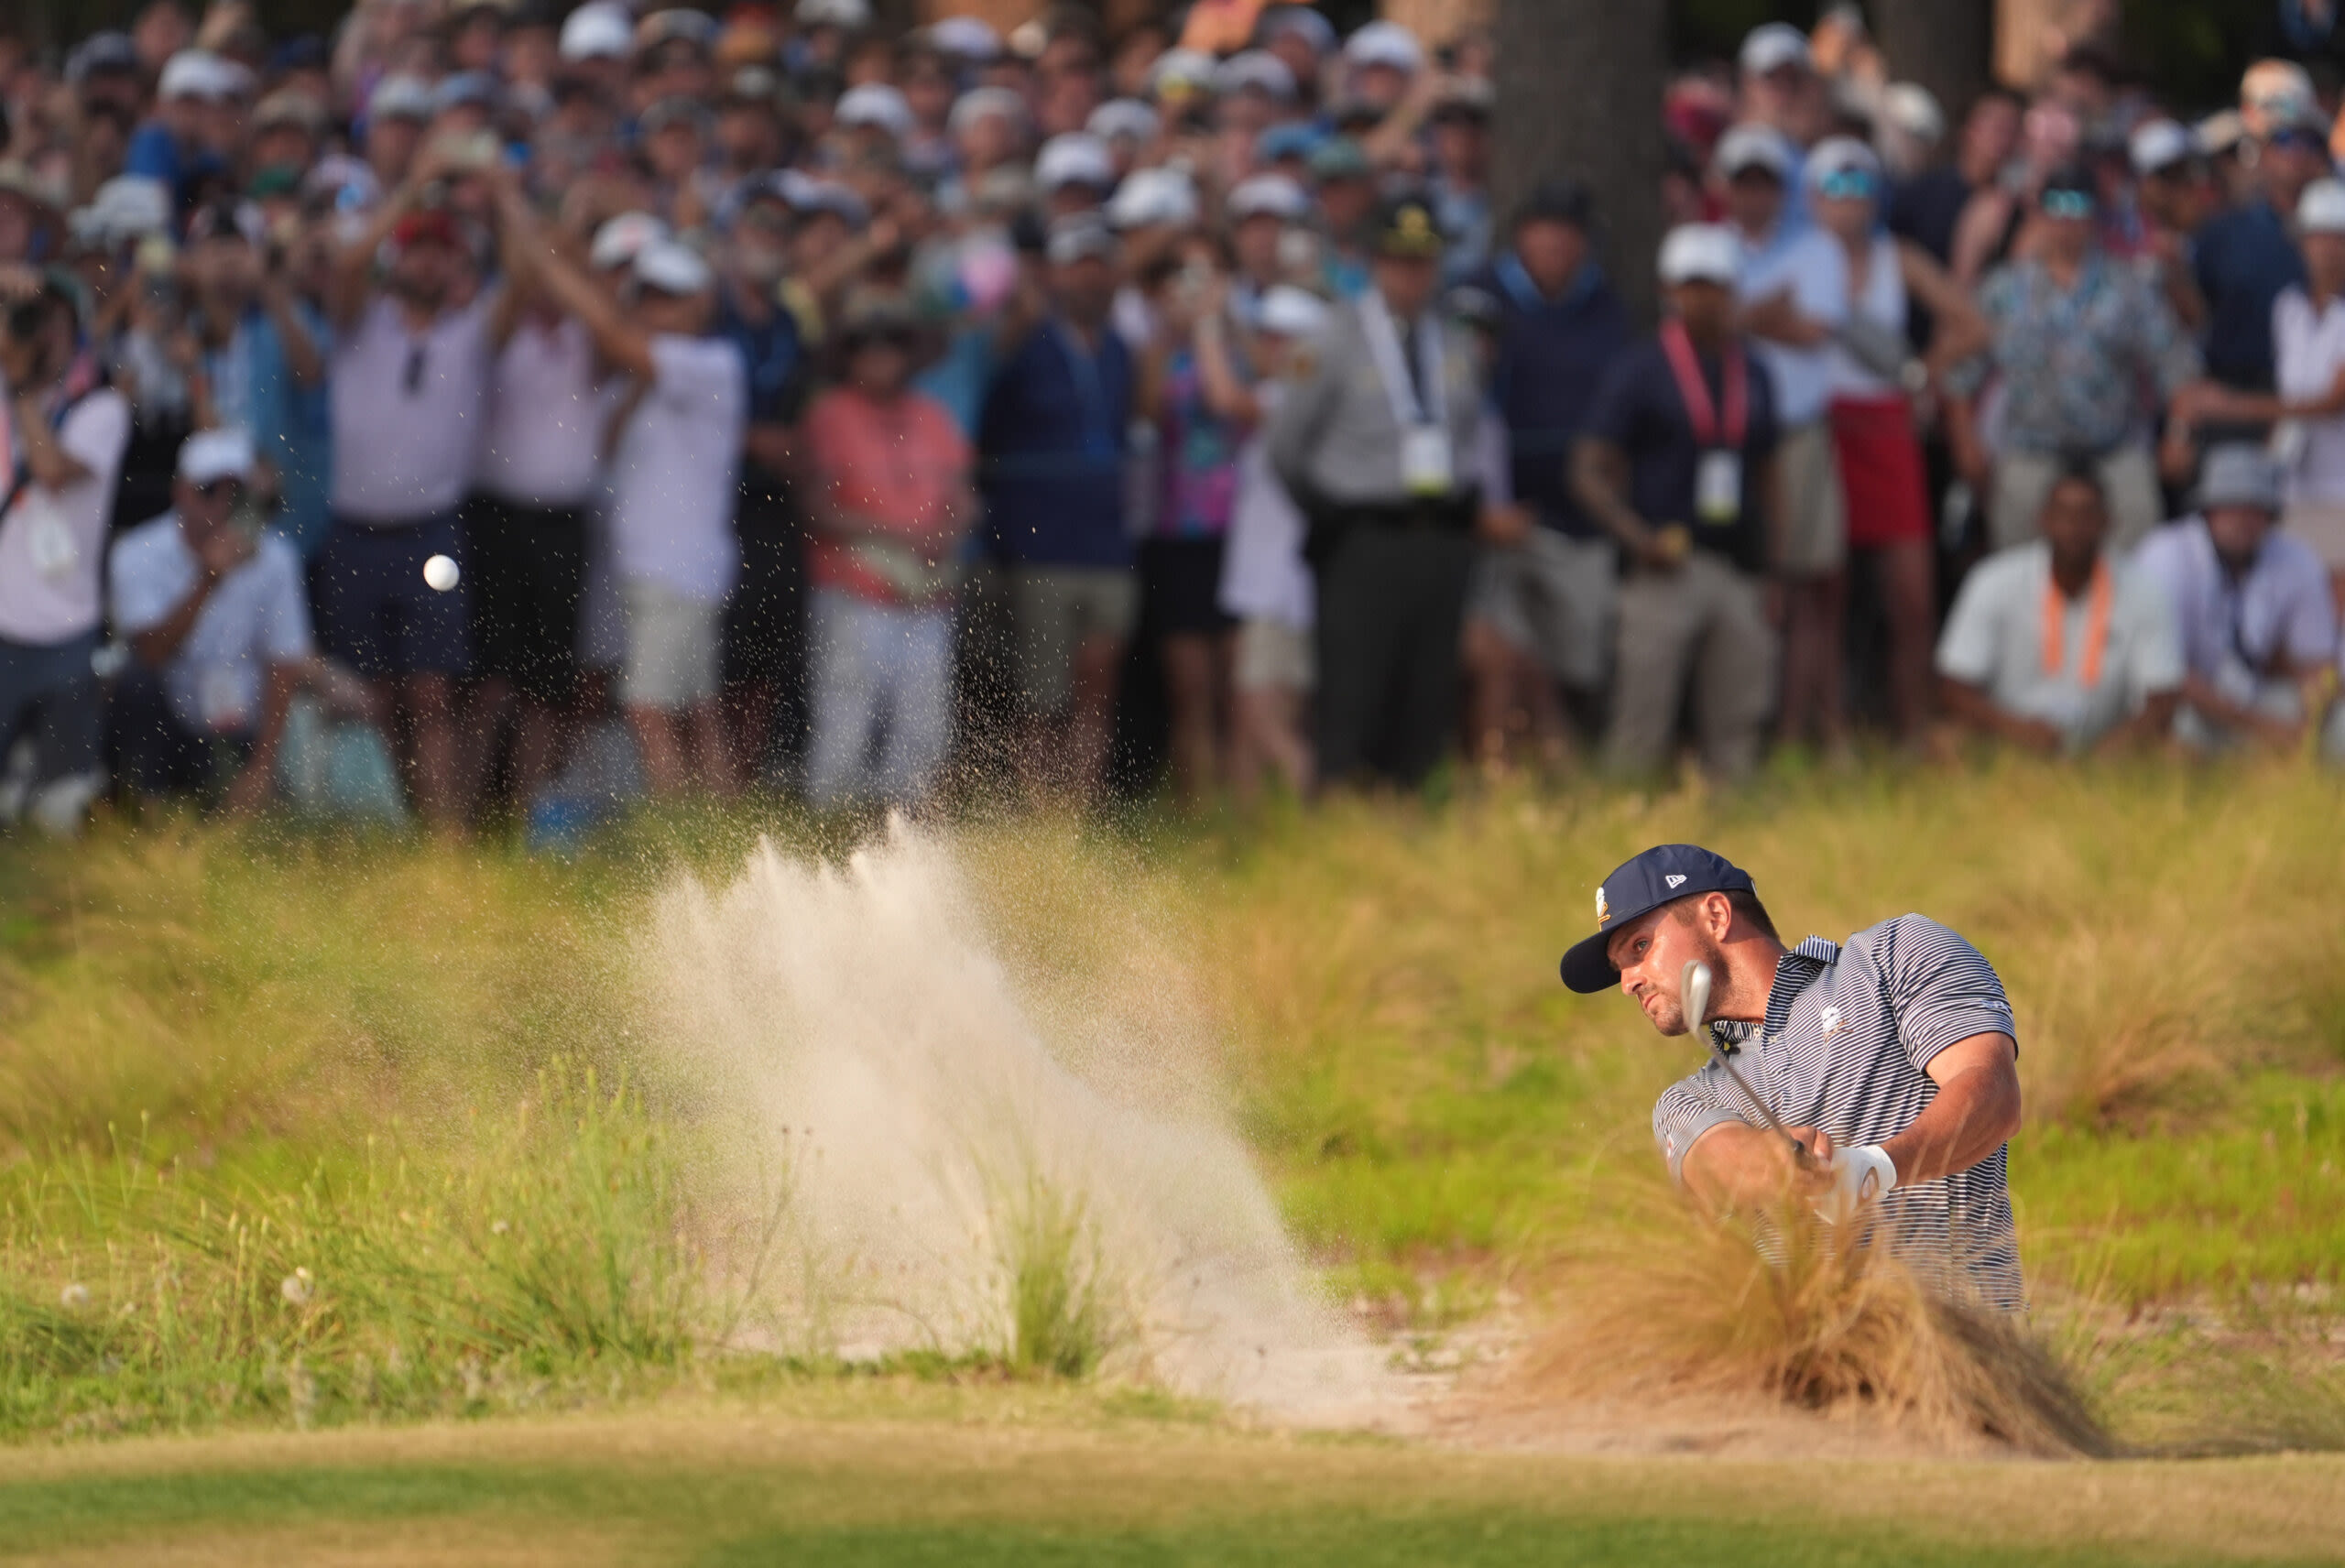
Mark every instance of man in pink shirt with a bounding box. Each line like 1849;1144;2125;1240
799;298;976;809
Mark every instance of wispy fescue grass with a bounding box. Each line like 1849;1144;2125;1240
996;1173;1113;1380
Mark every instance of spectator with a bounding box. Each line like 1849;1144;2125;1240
980;214;1135;803
320;161;506;829
0;273;132;833
1947;167;2209;555
1305;136;1376;300
1737;24;1829;152
799;299;974;808
1463;178;1634;762
1573;225;1780;781
1267;193;1485;791
1936;456;2182;756
1805;137;1987;746
1718;122;1849;753
2135;444;2340;752
2195;86;2328;397
2129;120;2214;334
1218;283;1326;802
108;428;312;811
125;49;245;211
522;214;747;796
1888;86;2023;267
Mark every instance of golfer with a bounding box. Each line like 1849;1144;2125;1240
1559;844;2025;1310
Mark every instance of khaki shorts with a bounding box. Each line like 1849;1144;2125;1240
1234;616;1314;692
1605;551;1775;779
2282;500;2345;572
1009;565;1138;716
1991;445;2163;555
1467;528;1617;689
1775;420;1847;579
620;579;721;710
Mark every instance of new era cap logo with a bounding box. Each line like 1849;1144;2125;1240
1665;874;1687;889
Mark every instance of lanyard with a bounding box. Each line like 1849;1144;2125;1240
1659;319;1747;450
2043;561;2112;686
1049;318;1118;458
1358;286;1447;430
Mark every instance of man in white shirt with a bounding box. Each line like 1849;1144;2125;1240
0;276;132;834
320;150;509;828
505;180;747;795
1718;122;1851;753
2135;444;2341;752
109;428;312;813
1936;457;2183;755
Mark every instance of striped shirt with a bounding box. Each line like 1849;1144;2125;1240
1652;915;2025;1312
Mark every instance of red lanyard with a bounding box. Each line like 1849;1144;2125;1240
1659;319;1748;450
2043;561;2112;687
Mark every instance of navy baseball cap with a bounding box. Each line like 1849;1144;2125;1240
1558;844;1756;994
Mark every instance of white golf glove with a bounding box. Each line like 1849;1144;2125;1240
1814;1143;1897;1224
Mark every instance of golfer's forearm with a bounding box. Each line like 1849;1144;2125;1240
1881;1064;2021;1186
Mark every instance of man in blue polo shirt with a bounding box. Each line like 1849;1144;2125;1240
978;213;1136;801
1558;844;2026;1312
2195;90;2329;396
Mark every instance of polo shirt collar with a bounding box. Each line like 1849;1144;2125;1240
1706;937;1839;1052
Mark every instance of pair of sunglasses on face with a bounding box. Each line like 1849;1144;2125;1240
1816;169;1878;201
2040;189;2096;220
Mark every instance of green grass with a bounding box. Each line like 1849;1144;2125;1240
0;761;2341;1454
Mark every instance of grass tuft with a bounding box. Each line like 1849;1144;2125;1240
997;1173;1113;1380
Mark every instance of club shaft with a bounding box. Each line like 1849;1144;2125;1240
1707;1043;1812;1161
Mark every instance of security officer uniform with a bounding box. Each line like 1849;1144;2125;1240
1267;195;1485;788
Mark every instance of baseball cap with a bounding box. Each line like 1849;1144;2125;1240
1881;82;1945;145
928;16;1000;61
1087;98;1161;145
2130;119;2201;178
65;31;140;86
254;89;326;134
1107;167;1199;230
1035;132;1115;192
432;71;502;115
369;74;435;122
1372;192;1445;259
158;49;249;103
640;93;712;133
1258;5;1336;56
2197;443;2283;513
795;0;872;27
1257;284;1329;339
1149;48;1219;101
1657;223;1740;287
2242;58;2318;136
636;8;716;53
1559;845;1757;994
178;427;256;486
1216;49;1296;101
1045;212;1119;266
559;2;634;61
1804;135;1881;191
1344;20;1423;74
1431;79;1496;123
1714;121;1795;180
79;176;173;245
634;238;713;296
2197;110;2246;158
1739;21;1811;78
835;82;913;138
951;86;1027;136
1515;177;1593;230
391;208;462;250
1259;123;1324;164
2299;177;2345;234
1308;135;1372;182
590;211;671;270
1229;172;1309;222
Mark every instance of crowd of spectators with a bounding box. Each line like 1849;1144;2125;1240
2;0;2343;838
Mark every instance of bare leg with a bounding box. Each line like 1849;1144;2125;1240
1063;634;1123;805
458;675;517;814
1776;572;1848;753
510;701;566;805
724;679;776;788
1460;618;1518;773
1874;539;1937;746
686;696;735;796
405;673;464;830
1161;630;1223;808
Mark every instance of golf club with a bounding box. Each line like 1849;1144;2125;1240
1681;959;1813;1166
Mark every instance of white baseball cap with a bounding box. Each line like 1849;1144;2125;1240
1216;49;1296;101
1714;121;1796;180
1740;22;1811;78
1881;82;1945;145
1804;135;1881;189
1087;98;1160;145
1106;167;1198;231
178;427;256;486
368;74;434;122
1228;172;1309;222
1045;213;1119;266
795;0;871;27
158;49;250;103
1257;284;1329;339
591;211;671;271
80;176;173;245
950;86;1027;136
559;2;634;61
1658;223;1741;287
834;82;913;138
1035;132;1115;192
1148;48;1218;99
2299;177;2345;234
2130;119;2202;177
634;239;713;296
1344;20;1423;74
927;16;1000;61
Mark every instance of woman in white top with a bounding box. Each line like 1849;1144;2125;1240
1805;136;1988;746
2195;177;2345;615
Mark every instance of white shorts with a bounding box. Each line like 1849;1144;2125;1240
620;580;721;710
1234;617;1314;692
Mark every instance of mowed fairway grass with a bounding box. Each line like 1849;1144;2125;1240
2;757;2344;1559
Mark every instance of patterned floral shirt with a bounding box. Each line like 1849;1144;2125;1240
1958;253;2202;455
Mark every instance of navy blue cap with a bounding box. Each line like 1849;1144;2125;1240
1557;844;1755;994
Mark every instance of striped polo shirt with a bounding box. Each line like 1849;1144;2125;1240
1652;915;2025;1312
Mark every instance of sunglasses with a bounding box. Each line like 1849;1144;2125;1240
191;478;245;500
2040;189;2096;220
1816;169;1877;201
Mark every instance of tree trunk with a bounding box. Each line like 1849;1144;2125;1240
1874;0;1995;116
1491;0;1668;327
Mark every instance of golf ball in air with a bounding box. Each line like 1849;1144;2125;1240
422;554;460;592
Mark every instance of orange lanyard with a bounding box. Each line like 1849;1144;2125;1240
2043;561;2112;686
